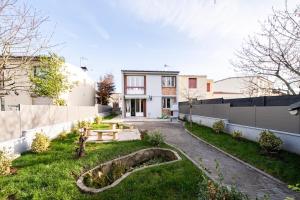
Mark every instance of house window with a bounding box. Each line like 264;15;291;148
189;78;197;88
162;76;176;87
207;82;211;92
0;71;4;89
33;66;46;78
162;97;175;109
126;76;145;94
0;97;4;111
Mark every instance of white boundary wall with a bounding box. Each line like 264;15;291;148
179;113;300;155
0;105;109;156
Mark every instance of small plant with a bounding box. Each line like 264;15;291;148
0;151;11;176
288;183;300;192
232;130;243;140
58;130;68;140
54;98;66;106
75;128;89;158
94;116;103;124
198;160;249;200
31;133;50;153
258;130;283;154
212;120;225;133
140;129;149;141
76;120;91;130
147;131;165;146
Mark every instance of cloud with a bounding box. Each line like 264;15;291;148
93;24;110;40
63;30;79;40
84;14;110;40
117;0;294;41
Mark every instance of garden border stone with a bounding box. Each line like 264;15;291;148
76;147;182;193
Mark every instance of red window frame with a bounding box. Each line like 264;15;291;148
207;82;211;92
188;78;197;89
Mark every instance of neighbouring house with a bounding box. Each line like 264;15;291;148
0;56;96;110
213;76;276;99
178;75;213;102
121;70;179;118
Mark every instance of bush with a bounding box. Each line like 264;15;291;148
31;133;50;153
140;129;149;141
76;120;91;129
58;131;68;140
54;98;66;106
94;116;103;124
258;130;283;154
147;131;165;146
212;120;225;133
232;130;242;140
0;151;11;176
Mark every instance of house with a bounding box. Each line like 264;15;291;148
0;56;95;110
121;70;179;118
213;76;276;99
177;75;213;102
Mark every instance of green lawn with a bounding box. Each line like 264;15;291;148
0;132;204;200
185;122;300;185
103;113;118;120
90;123;111;130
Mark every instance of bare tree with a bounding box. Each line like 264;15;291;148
181;89;203;127
232;4;300;95
0;0;52;97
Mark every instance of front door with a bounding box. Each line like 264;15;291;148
131;99;135;116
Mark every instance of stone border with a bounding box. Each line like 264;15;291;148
76;147;182;193
183;122;286;186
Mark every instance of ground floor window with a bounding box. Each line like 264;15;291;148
162;97;176;109
125;99;145;117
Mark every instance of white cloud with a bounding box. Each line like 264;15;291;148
84;14;110;40
117;0;296;41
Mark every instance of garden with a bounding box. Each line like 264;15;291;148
185;121;300;188
0;118;250;200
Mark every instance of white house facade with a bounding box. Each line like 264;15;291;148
121;70;179;118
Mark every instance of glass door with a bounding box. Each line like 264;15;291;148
130;99;135;116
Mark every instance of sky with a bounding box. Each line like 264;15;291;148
27;0;298;92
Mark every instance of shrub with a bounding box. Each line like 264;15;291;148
76;120;91;129
0;151;11;176
54;98;66;106
212;120;225;133
31;133;50;153
232;130;243;140
94;116;103;124
147;131;165;146
140;129;149;141
58;130;68;140
258;130;283;154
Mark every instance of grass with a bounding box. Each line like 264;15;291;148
103;113;118;120
185;122;300;185
90;123;111;130
0;132;204;200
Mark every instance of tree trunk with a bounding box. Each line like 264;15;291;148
189;104;192;127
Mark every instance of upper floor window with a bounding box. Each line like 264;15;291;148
207;82;211;92
189;78;197;88
126;76;144;88
162;76;176;87
126;76;145;94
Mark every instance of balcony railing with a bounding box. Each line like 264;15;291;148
126;87;145;95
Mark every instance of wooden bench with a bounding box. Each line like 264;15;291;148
91;130;118;141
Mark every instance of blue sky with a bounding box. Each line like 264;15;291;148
27;0;298;92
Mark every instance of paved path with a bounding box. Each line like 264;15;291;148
133;121;299;200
